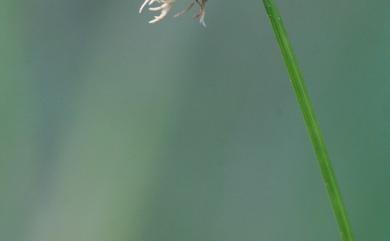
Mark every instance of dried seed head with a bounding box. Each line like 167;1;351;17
139;0;208;26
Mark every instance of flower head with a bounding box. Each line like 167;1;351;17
139;0;208;26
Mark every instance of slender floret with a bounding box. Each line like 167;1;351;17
139;0;208;26
139;0;175;24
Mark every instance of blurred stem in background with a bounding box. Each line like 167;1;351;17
261;0;355;241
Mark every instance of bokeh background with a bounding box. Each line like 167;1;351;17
1;0;389;240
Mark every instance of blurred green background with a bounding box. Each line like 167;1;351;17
1;0;389;240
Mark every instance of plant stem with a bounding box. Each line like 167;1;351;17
261;1;355;241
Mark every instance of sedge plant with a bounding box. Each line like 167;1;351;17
139;0;355;240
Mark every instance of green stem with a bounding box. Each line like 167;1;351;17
261;1;354;241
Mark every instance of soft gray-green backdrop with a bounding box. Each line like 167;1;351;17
1;0;389;241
